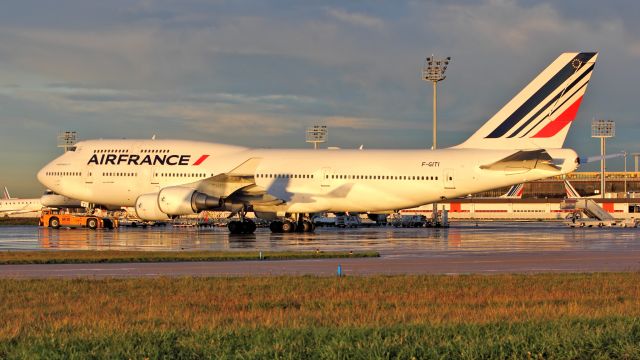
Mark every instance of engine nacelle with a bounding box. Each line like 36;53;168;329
158;186;222;216
158;187;198;216
135;188;223;221
135;193;171;221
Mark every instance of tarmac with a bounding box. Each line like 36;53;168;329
1;222;639;278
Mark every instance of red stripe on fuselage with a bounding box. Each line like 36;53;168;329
192;155;209;166
531;96;583;138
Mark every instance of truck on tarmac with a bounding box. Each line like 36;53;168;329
39;209;116;229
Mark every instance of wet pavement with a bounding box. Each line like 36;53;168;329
1;222;639;277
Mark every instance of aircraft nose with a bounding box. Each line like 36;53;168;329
37;164;50;188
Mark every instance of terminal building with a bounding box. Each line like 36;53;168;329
475;172;640;199
403;172;640;220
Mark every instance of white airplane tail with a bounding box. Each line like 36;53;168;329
457;52;598;150
3;187;11;200
500;183;524;199
564;179;581;198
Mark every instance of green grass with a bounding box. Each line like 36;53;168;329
0;250;378;264
3;319;640;359
1;274;639;358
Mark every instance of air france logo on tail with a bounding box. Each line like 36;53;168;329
87;153;210;166
486;53;596;139
457;52;598;150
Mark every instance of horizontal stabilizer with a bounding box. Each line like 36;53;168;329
480;149;561;172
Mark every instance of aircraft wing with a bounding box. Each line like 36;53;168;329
480;149;561;172
183;158;262;199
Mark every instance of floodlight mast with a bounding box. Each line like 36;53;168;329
591;120;615;199
57;131;78;153
305;125;327;150
422;55;450;150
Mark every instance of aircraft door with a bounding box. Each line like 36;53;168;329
83;165;94;184
443;168;455;189
151;167;160;185
320;167;331;188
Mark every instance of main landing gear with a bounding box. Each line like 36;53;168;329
269;214;315;233
227;207;256;234
227;219;256;234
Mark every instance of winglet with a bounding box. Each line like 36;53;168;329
3;187;11;200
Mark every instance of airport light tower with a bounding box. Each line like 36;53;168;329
591;120;615;198
623;151;628;196
306;125;327;150
57;131;78;153
422;55;450;150
632;153;640;172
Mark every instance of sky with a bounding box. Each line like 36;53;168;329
1;0;639;196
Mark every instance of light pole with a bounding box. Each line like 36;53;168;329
305;125;327;150
591;120;615;198
57;131;78;153
623;151;628;196
422;55;450;150
633;153;640;172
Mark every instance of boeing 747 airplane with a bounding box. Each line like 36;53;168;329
37;52;598;233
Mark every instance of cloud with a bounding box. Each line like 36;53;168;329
326;8;385;29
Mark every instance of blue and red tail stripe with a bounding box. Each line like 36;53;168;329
485;52;596;139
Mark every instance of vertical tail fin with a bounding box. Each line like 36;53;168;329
3;187;11;200
457;52;598;150
501;183;524;199
564;179;581;198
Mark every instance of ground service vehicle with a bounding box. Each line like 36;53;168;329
39;209;115;229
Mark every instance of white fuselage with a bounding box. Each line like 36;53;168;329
37;139;579;215
0;198;43;217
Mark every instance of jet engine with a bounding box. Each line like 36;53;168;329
135;193;171;221
135;187;224;221
158;186;222;215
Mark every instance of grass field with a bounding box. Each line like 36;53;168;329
0;250;378;264
1;273;639;358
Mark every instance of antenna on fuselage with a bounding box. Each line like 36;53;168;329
152;134;157;140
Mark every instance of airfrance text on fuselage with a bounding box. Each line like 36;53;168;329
87;154;191;166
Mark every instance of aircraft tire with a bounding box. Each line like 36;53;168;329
228;220;242;234
301;220;314;233
281;220;296;233
269;221;283;233
242;220;257;234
